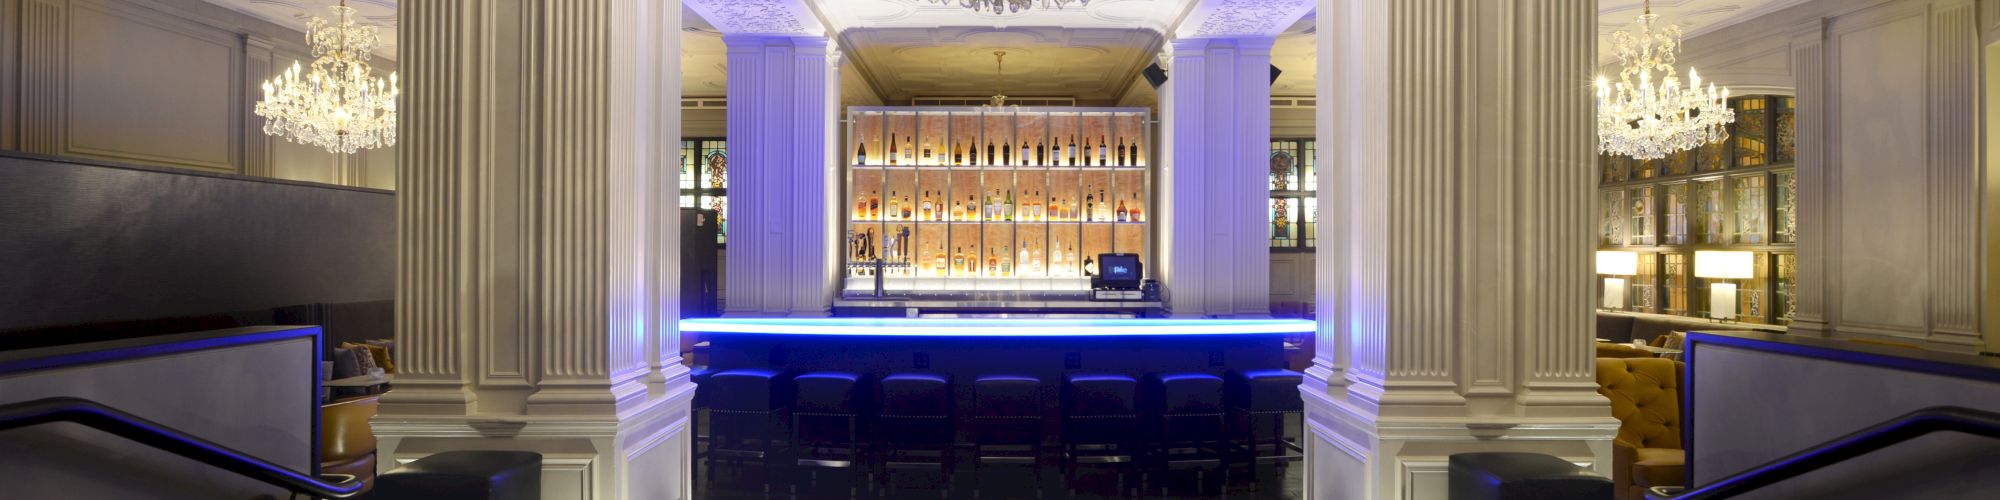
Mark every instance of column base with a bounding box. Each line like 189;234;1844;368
1300;379;1618;500
374;384;695;500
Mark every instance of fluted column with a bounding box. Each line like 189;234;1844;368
1927;2;1980;349
378;1;690;498
1305;0;1615;497
1163;37;1276;318
1787;18;1830;336
719;35;835;317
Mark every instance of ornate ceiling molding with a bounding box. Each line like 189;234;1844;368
1595;0;1816;64
685;0;826;37
202;0;400;59
1173;0;1312;39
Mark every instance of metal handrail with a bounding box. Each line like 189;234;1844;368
0;396;363;498
1648;406;2000;500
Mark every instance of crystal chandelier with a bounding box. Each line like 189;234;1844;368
255;0;397;155
1594;0;1732;160
928;0;1089;15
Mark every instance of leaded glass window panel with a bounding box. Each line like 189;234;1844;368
1601;190;1626;246
1733;97;1768;168
681;138;730;245
1628;186;1655;246
1776;252;1797;324
1735;175;1766;244
1693;179;1726;244
1738;252;1768;323
1693;141;1725;173
1775;171;1797;244
1664;183;1689;245
1634;253;1659;312
1303;197;1318;248
1270;139;1318;249
1776;97;1796;164
1269;141;1301;191
1270;197;1302;248
1601;155;1628;183
1664;253;1688;316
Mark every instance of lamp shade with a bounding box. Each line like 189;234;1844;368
1596;251;1638;276
1694;251;1755;279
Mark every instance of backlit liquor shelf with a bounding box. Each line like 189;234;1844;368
845;107;1151;292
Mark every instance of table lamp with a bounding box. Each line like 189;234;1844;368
1596;251;1638;310
1694;251;1754;321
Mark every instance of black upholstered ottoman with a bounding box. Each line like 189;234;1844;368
1448;452;1611;500
372;450;542;500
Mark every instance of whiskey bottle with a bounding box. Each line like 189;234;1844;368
953;141;964;165
1005;190;1015;221
904;137;915;163
1116;137;1126;166
967;195;978;221
855;195;868;221
922;141;932;162
952;246;965;275
1084;192;1094;222
933;248;948;276
1116;198;1128;222
901;193;912;220
888;134;898;165
856;140;867;165
999;246;1012;276
1083;256;1096;277
986;251;997;276
1098;189;1107;220
887;191;900;221
921;190;934;221
868;192;880;221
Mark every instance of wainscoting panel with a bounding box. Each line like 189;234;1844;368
64;0;239;172
1831;5;1932;335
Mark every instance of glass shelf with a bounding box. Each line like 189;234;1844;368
845;106;1152;293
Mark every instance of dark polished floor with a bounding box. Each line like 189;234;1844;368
695;453;1306;500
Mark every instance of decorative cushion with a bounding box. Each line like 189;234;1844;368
345;342;394;374
331;348;363;379
1630;447;1685;488
346;345;379;373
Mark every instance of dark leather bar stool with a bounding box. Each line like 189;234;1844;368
793;370;870;495
1448;452;1612;500
971;374;1046;496
687;365;715;482
371;451;541;500
1226;369;1305;487
1141;372;1229;496
1061;373;1141;497
704;368;792;493
874;372;955;495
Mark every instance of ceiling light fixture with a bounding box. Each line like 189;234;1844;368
1594;0;1733;160
255;0;398;154
929;0;1090;15
987;51;1011;107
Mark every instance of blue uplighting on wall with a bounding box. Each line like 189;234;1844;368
679;317;1315;337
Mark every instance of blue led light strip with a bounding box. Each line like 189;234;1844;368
679;318;1315;337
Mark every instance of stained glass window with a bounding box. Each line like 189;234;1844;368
1738;252;1768;323
1664;183;1689;245
1628;185;1655;246
1775;171;1797;244
1775;97;1796;164
1601;190;1626;246
1775;252;1797;325
1693;179;1726;244
1733;97;1768;168
1664;253;1688;316
681;138;729;245
1735;175;1766;244
1693;141;1726;173
1601;155;1628;183
1271;139;1318;249
1633;252;1659;313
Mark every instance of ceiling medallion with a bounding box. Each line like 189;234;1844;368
255;0;397;154
928;0;1091;15
1594;0;1734;160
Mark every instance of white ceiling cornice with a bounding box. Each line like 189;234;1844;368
816;0;1194;37
686;0;829;37
199;0;398;60
1172;0;1312;40
1596;0;1816;64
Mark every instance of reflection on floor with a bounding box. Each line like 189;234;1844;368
696;458;1306;500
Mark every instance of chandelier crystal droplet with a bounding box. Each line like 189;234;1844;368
254;1;398;155
1594;1;1733;160
928;0;1089;15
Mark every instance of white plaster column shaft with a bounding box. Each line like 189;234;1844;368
379;1;693;498
1305;0;1616;497
720;35;835;317
1164;37;1275;318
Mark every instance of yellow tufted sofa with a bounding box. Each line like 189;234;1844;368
1596;357;1684;500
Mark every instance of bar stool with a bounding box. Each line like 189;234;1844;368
1061;373;1141;497
703;368;792;493
688;365;714;482
1141;372;1229;496
1227;369;1305;488
971;374;1045;496
793;370;869;495
875;372;955;495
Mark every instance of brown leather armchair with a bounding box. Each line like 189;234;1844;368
320;395;380;491
1595;358;1684;500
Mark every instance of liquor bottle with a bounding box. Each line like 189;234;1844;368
986;139;996;165
1018;246;1030;276
999;246;1012;276
987;251;997;276
1083;256;1096;277
933;248;948;276
904;137;915;163
922;141;932;162
920;190;932;221
856;140;867;165
888;134;898;165
1035;139;1046;166
1098;189;1107;220
1116;137;1126;166
1117;198;1128;222
1068;136;1078;166
1129;140;1141;165
952;246;965;275
968;195;978;221
1098;135;1108;166
1005;190;1015;221
868;192;880;221
901;193;913;220
1078;137;1088;166
887;191;900;221
855;195;868;221
1130;199;1143;222
1016;141;1027;166
1084;192;1094;222
997;140;1008;166
953;141;964;165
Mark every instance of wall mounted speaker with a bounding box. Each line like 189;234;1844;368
1269;64;1282;85
1143;63;1168;89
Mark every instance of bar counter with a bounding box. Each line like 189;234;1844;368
682;318;1313;439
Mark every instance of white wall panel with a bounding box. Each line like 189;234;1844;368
1833;9;1932;333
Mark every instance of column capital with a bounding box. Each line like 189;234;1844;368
685;0;826;37
1173;0;1314;40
